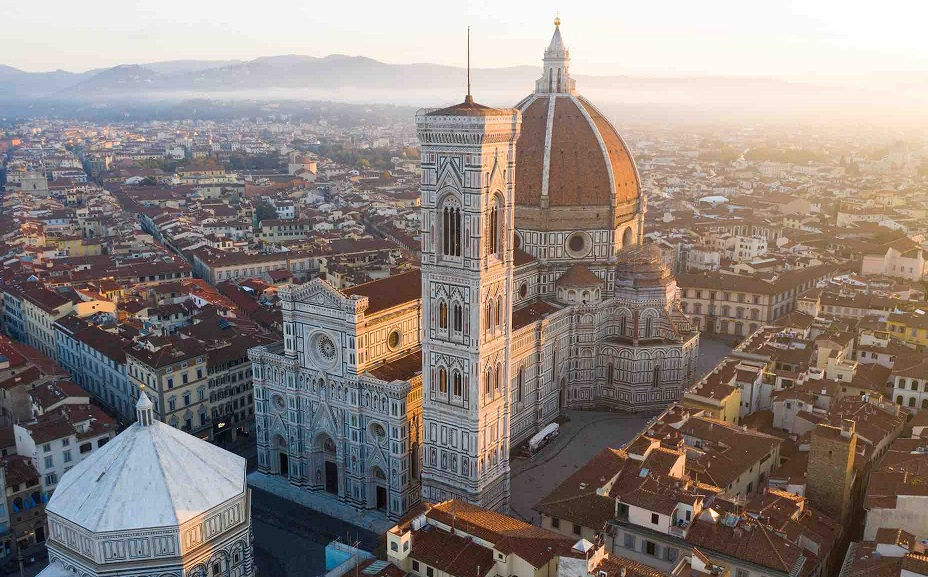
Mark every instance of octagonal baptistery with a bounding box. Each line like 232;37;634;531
40;393;253;577
513;18;644;299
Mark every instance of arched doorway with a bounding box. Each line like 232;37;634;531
274;434;289;477
315;433;339;495
370;466;388;512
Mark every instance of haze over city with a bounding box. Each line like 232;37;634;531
2;5;928;577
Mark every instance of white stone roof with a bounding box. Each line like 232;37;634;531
46;417;246;533
36;561;75;577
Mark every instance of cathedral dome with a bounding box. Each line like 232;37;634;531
514;20;640;230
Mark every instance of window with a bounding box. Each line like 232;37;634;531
61;438;70;447
735;570;749;577
63;451;72;463
438;300;448;329
44;456;53;469
438;368;448;395
453;371;463;397
184;393;191;406
169;397;177;411
645;540;656;556
624;533;635;549
442;203;462;257
452;302;463;332
79;442;92;454
573;523;582;535
45;473;58;486
426;567;434;577
412;561;420;572
517;368;524;402
42;443;51;453
390;542;398;552
488;203;500;256
651;513;659;525
167;377;174;389
182;373;189;385
551;517;560;529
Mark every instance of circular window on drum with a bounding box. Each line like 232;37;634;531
519;283;528;298
370;422;386;443
387;329;401;350
565;232;591;258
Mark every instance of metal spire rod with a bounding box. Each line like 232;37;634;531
467;26;471;99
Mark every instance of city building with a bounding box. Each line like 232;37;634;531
249;20;698;518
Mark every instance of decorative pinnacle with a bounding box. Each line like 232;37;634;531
554;14;561;27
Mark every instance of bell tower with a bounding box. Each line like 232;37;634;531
416;91;521;510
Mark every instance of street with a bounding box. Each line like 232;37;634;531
251;488;380;577
509;410;654;523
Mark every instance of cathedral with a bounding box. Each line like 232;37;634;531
249;20;699;519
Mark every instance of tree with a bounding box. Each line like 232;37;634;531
255;203;277;223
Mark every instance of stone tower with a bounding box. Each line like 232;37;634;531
416;94;521;510
807;419;857;522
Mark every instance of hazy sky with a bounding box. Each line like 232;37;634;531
6;0;928;77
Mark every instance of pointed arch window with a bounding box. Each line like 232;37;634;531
485;368;492;396
453;371;463;397
495;363;502;392
452;302;463;333
438;300;448;329
441;201;462;257
645;317;653;338
488;200;502;257
517;367;524;402
496;296;503;329
652;366;661;388
607;362;614;386
438;367;448;395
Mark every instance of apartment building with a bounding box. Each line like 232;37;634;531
126;338;212;439
677;265;838;337
13;403;115;498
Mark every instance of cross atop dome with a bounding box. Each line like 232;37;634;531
536;16;575;94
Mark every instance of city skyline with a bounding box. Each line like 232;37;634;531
5;0;928;80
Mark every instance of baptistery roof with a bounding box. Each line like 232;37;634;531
514;20;640;216
46;392;246;533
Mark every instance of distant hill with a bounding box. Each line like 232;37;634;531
2;55;926;123
0;54;812;101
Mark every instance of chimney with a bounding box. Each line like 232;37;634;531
840;419;855;439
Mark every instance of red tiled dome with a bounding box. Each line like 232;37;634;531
514;94;640;209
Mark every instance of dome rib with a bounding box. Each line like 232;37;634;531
514;95;639;210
